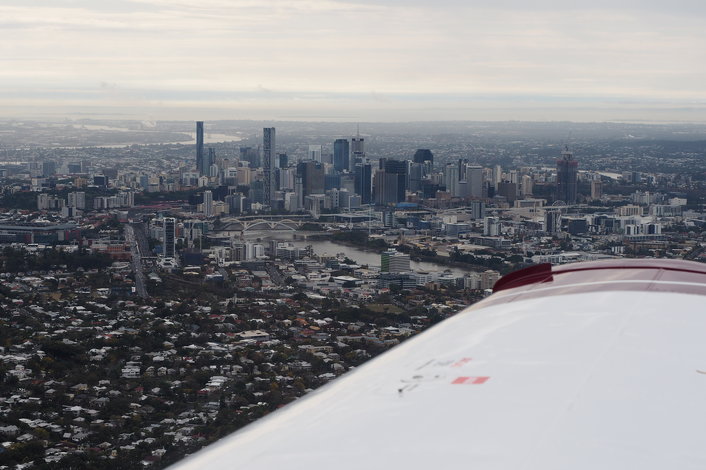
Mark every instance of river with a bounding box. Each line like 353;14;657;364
242;231;472;276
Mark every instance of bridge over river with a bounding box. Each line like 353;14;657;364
217;215;326;233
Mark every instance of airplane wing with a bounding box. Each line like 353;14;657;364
169;259;706;470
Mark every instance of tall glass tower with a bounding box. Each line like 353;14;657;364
556;146;578;204
352;127;365;168
333;139;350;172
196;121;205;176
263;127;276;207
163;218;176;258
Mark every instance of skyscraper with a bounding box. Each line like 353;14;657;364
354;162;372;204
333;139;350;172
497;181;517;202
203;147;216;177
203;190;213;217
556;146;578;204
470;200;486;220
352;128;365;168
263;127;276;207
545;209;561;234
295;176;304;210
383;159;408;203
520;175;533;197
239;146;260;168
466;165;483;198
67;192;86;210
484;216;500;236
493;165;503;189
413;149;433;165
409;163;423;193
444;163;459;196
308;145;322;163
196;121;205;176
373;170;394;205
163;217;176;259
297;161;325;196
591;180;603;200
42;161;56;177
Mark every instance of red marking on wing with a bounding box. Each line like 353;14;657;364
452;376;489;385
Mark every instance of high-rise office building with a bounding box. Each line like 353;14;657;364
201;147;216;177
444;163;459;196
352;128;365;168
295;176;304;210
374;170;395;205
466;165;483;198
139;175;149;190
470;200;486;220
351;136;365;155
545;209;561;234
308;145;322;163
484;216;500;236
354;162;372;204
279;167;296;191
297;161;325;196
421;182;441;199
325;173;341;191
42;161;56;177
520;175;533;197
556;146;578;204
250;181;265;204
383;159;408;203
203;190;213;217
381;249;411;273
67;192;86;210
225;193;245;214
409;163;423;193
333;139;350;172
163;217;176;259
591;180;603;200
497;181;517;202
413;149;433;165
68;161;83;174
493;165;503;188
196;121;205;176
240;147;260;168
340;173;355;193
37;193;49;210
263;127;276;207
456;180;470;199
224;167;238;186
458;158;468;181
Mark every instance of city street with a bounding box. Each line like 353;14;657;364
125;224;148;298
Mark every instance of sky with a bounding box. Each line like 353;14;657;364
2;0;706;122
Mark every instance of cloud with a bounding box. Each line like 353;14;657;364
1;0;706;121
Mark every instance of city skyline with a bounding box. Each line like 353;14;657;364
1;113;704;467
0;0;704;457
2;1;706;122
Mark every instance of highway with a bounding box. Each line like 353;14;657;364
265;262;285;286
125;224;149;298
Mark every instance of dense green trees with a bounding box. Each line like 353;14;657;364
1;247;112;272
331;231;388;249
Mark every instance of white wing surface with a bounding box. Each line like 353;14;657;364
170;259;706;470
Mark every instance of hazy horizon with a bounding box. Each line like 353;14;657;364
3;0;706;123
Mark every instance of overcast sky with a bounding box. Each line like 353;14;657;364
2;0;706;122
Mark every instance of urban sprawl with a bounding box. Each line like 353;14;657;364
1;119;705;468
